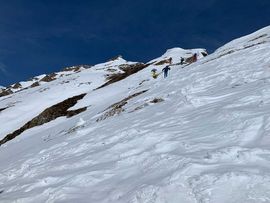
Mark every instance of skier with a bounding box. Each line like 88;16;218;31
151;68;159;79
180;57;185;65
162;66;171;78
168;57;172;64
192;53;197;63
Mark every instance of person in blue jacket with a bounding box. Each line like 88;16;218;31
162;66;171;78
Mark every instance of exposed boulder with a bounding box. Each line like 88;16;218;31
201;51;208;57
150;98;164;103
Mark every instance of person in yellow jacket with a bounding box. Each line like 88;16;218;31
151;68;159;79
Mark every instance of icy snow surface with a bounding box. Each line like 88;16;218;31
1;26;270;202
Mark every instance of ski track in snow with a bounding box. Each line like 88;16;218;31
1;26;270;202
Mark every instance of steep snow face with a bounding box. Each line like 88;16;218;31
216;26;270;51
1;27;270;203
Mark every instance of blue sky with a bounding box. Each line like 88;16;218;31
0;0;270;86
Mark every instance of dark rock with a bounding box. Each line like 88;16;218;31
0;107;8;112
248;34;267;42
0;89;13;97
30;82;40;88
150;98;164;103
201;51;208;57
0;93;87;146
107;55;123;62
96;63;149;89
40;73;57;82
155;58;172;65
12;83;22;89
62;65;91;72
97;90;148;122
139;79;150;86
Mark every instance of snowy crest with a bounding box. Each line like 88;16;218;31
149;47;207;65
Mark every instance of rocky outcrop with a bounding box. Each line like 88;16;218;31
185;54;197;64
12;83;22;89
40;73;57;82
97;63;149;89
30;82;40;88
150;98;164;103
0;93;87;146
0;89;13;97
0;107;8;112
107;55;123;62
62;65;91;72
96;90;148;122
129;97;164;113
248;34;267;42
154;58;172;65
201;51;208;57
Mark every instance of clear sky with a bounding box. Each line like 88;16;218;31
0;0;270;86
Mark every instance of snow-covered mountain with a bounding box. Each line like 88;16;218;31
0;26;270;202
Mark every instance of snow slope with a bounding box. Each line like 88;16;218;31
1;26;270;202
